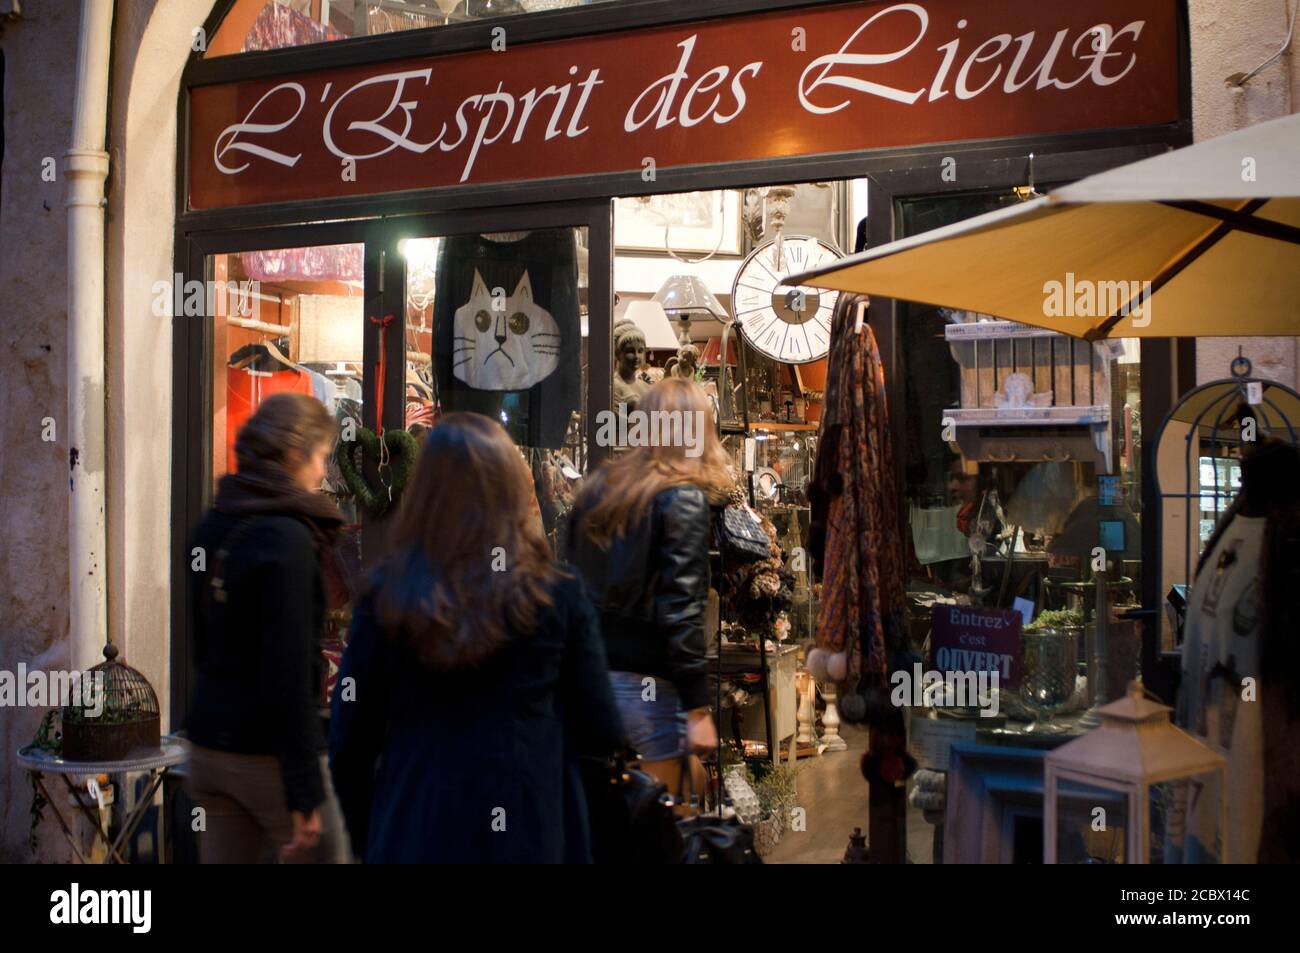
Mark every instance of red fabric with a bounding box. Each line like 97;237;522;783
956;501;976;536
370;314;395;432
240;245;362;283
242;2;345;52
225;367;315;474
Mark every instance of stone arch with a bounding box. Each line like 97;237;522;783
105;0;217;722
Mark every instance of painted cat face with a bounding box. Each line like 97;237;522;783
452;269;561;390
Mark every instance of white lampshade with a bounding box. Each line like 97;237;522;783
623;299;680;349
652;275;728;320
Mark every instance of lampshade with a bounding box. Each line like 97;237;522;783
652;275;728;320
623;300;679;349
699;335;739;366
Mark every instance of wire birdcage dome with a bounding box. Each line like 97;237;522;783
61;642;161;762
1152;353;1300;621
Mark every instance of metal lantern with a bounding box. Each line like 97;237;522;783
1044;683;1226;864
61;642;162;762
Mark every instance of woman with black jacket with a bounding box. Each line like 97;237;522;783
329;413;623;863
186;392;348;863
566;378;732;798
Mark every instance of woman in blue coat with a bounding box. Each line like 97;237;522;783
329;413;623;863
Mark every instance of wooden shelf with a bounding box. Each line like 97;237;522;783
750;422;818;432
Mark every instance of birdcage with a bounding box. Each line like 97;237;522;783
1151;353;1300;650
61;642;161;762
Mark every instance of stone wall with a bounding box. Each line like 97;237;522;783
0;0;81;864
1189;0;1299;388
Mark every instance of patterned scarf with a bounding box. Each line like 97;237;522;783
809;294;908;686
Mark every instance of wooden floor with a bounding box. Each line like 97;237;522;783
764;723;938;864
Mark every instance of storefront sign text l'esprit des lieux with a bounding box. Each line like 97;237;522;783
188;0;1181;210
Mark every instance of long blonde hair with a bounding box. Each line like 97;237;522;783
576;378;733;547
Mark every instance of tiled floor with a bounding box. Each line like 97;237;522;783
763;723;938;864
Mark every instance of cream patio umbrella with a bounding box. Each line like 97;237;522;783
787;112;1300;340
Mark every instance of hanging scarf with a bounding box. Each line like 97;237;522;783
809;294;908;688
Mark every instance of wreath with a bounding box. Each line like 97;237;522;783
336;427;419;518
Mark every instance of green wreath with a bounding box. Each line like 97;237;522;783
336;426;419;518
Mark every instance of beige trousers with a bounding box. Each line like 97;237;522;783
187;745;349;864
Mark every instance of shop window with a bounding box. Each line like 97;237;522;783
207;242;365;506
206;241;366;710
205;0;622;56
897;190;1145;688
400;226;588;552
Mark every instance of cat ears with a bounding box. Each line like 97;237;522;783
512;270;533;303
467;268;534;303
469;268;489;300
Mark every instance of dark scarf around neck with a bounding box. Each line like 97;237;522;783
214;464;344;551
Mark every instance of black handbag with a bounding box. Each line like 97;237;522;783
715;503;772;563
674;756;762;864
579;749;682;864
678;813;763;864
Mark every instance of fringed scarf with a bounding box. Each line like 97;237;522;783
809;294;909;688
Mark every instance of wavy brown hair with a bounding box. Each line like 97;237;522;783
372;413;561;670
234;392;337;474
576;378;734;547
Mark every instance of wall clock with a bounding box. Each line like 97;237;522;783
730;235;842;364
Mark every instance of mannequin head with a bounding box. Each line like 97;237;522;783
613;319;647;382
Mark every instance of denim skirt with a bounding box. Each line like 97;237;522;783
608;671;687;761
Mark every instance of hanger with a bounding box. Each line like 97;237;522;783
854;299;868;335
228;336;300;374
406;367;434;400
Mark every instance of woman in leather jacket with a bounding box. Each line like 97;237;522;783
566;378;734;797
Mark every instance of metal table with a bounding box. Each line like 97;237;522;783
17;737;186;864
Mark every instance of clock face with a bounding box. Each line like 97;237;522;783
731;236;841;364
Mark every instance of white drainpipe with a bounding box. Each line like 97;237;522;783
65;0;114;674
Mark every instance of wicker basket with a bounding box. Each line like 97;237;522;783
753;814;785;857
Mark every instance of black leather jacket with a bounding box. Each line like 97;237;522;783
565;484;713;710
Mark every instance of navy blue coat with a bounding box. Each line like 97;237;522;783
328;570;623;863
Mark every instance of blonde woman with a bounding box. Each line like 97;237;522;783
566;378;732;798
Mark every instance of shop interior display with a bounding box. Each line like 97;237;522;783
611;182;851;777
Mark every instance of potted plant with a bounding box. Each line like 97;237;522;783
744;762;799;857
1020;609;1085;731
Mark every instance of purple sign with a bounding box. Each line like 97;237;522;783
929;605;1023;690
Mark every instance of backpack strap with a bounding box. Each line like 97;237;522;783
207;517;265;607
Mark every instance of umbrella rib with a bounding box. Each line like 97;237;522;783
1158;200;1300;246
1092;199;1269;339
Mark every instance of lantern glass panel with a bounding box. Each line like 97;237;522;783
1055;779;1131;864
1154;771;1226;864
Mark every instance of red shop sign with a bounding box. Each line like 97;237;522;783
188;0;1181;210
